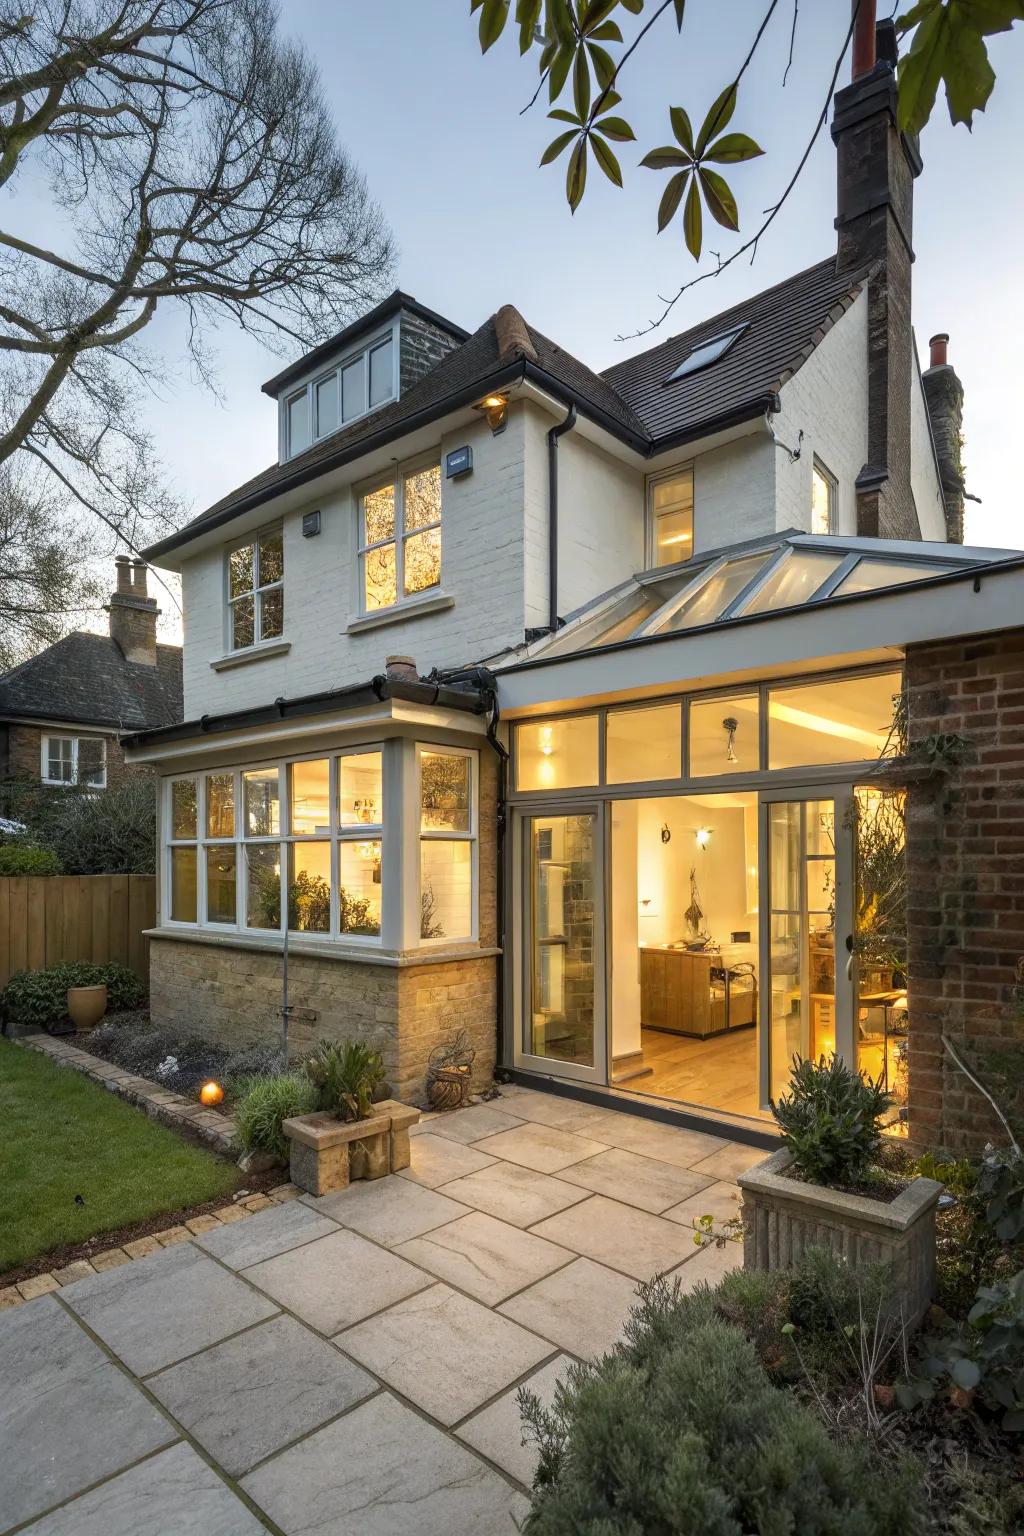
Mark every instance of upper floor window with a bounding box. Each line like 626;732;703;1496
228;526;283;650
811;458;836;535
359;461;441;612
42;734;106;788
648;466;694;567
283;332;396;459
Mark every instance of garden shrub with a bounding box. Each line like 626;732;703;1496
42;776;156;874
1;961;146;1026
898;1269;1024;1432
0;844;61;875
771;1053;892;1187
235;1073;317;1162
521;1274;921;1535
303;1038;386;1120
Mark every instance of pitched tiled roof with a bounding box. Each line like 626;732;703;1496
0;632;183;732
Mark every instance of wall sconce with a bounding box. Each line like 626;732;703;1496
474;392;508;433
695;826;712;849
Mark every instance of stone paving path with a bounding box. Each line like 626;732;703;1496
0;1085;762;1535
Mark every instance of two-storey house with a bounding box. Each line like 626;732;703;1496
126;20;1024;1155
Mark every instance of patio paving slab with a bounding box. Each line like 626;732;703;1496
311;1174;471;1246
194;1199;339;1270
668;1236;743;1291
580;1111;728;1167
440;1160;590;1227
690;1140;769;1181
22;1442;267;1536
530;1193;698;1281
60;1241;278;1377
498;1256;639;1361
244;1228;431;1335
556;1146;715;1213
473;1122;609;1174
242;1391;528;1535
417;1103;524;1144
338;1283;554;1425
396;1131;498;1188
457;1352;574;1487
495;1089;613;1133
396;1211;574;1305
147;1314;377;1477
0;1296;177;1531
663;1179;744;1230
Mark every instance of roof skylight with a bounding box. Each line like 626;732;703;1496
665;324;747;383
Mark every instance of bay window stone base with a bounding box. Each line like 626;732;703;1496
148;935;497;1104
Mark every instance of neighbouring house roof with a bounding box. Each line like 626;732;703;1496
143;256;865;565
0;632;183;733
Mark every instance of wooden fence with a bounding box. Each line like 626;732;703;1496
0;875;155;990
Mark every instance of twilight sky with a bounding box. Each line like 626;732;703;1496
65;2;1024;577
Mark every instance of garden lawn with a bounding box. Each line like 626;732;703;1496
0;1037;237;1272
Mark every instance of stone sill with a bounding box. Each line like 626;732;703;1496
737;1147;941;1234
209;639;291;672
144;926;500;969
345;592;454;635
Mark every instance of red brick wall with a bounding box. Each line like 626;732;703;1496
905;627;1024;1154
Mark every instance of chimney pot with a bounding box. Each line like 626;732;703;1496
131;559;149;597
929;332;949;369
114;555;132;594
385;655;418;683
851;0;877;80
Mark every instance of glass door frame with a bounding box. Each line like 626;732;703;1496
510;801;609;1085
757;782;856;1110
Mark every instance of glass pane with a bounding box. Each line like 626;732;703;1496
288;391;310;454
315;374;339;437
171;779;197;839
288;841;331;933
811;464;833;534
420;752;470;832
260;587;284;640
339;751;383;828
834;559;947;596
339;840;383;936
403;528;441;595
231;595;254;649
651;469;694;566
244;768;280;836
362;483;395;544
741;551;843;615
206;774;235;838
170;846;197;923
689;695;760;776
768;671;902;770
47;739;73;782
404;465;441;531
258;529;283;586
77;738;105;786
362;544;397;610
229;544;253;599
658;553;770;631
369;338;393;406
516;716;599;792
420;839;472;941
245;843;281;930
342;356;365;421
606;704;681;784
205;847;236;924
854;786;907;1107
528;814;595;1064
289;759;330;835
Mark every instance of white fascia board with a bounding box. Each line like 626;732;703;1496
495;562;1024;716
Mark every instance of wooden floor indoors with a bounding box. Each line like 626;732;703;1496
622;1025;766;1120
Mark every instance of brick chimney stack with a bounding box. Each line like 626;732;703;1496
107;555;159;666
832;2;923;540
922;332;966;544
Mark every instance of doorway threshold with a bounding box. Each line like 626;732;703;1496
504;1068;779;1151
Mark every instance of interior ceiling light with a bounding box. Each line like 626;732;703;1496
474;392;509;433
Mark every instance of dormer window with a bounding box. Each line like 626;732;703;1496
283;331;396;459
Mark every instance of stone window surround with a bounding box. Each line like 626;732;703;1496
41;732;107;789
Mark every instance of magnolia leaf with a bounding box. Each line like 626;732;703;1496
579;0;619;29
670;105;695;155
696;83;737;154
587;40;617;91
897;8;948;131
566;136;588;211
596;115;635;141
896;0;940;30
657;168;688;232
641;145;691;169
548;106;581;123
619;0;644;11
588;19;623;42
595;88;622;112
942;13;997;125
548;0;576;42
674;0;686;29
515;0;542;51
541;128;579;164
478;0;510;52
698;166;739;230
573;43;592;118
683;172;702;257
549;39;576;99
704;130;764;163
592;133;624;185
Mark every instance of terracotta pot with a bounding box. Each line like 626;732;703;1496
67;984;107;1032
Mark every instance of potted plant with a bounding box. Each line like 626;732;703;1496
282;1039;420;1196
738;1055;941;1327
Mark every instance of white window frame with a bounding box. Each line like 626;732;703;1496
645;462;695;569
40;734;107;789
357;453;443;616
417;743;478;946
281;325;398;460
811;457;837;536
226;524;284;653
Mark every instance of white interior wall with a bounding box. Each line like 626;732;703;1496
633;795;758;967
609;800;642;1058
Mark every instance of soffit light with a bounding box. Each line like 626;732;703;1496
474;392;509;432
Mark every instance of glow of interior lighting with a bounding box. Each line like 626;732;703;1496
539;725;554;757
660;532;692;547
356;841;376;860
695;827;712;849
769;700;882;751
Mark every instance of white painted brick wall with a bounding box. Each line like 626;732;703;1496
909;355;947;541
691;430;777;551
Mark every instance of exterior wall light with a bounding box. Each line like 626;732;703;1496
474;392;509;433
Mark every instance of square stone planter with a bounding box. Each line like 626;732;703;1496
282;1101;421;1196
737;1148;942;1328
